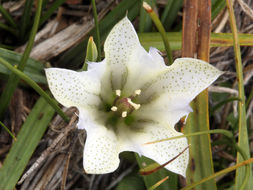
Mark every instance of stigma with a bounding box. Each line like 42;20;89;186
110;89;141;118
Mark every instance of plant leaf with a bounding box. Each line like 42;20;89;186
0;48;46;84
0;96;55;190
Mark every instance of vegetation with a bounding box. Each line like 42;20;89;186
0;0;252;189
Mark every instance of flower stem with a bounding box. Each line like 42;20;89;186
0;0;43;120
142;1;173;65
91;0;101;61
210;96;241;115
0;121;16;141
0;57;69;123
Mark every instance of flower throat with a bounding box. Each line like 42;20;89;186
110;89;141;118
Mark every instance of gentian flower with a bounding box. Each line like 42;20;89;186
45;17;222;177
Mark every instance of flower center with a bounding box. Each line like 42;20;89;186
110;89;141;118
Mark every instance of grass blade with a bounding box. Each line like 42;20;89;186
0;48;46;84
0;96;55;190
0;0;43;119
211;0;226;20
148;176;169;190
0;4;17;28
0;22;18;36
0;56;69;122
160;0;174;24
161;0;183;30
225;0;253;189
138;32;253;51
0;121;16;141
136;155;178;190
19;0;33;41
39;0;66;26
181;158;253;190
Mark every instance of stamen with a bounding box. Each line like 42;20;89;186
111;106;118;112
116;89;121;96
122;111;127;118
127;98;141;110
134;89;141;96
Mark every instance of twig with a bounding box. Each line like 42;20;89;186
61;153;71;190
208;86;238;95
237;0;253;20
18;114;77;185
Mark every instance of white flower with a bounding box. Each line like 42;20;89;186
45;17;223;177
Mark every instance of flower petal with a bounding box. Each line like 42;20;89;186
76;107;101;130
83;124;120;174
87;60;106;78
122;47;167;95
135;58;222;126
134;100;192;127
148;47;166;68
45;68;101;108
101;17;167;98
104;16;140;90
140;58;223;106
119;122;189;177
141;58;223;104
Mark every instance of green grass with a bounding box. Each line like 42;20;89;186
0;0;252;189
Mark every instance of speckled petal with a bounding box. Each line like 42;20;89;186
140;58;223;105
45;68;101;108
104;16;140;90
136;58;222;126
76;107;101;130
134;99;192;127
120;123;189;177
83;125;120;174
148;47;166;68
122;47;167;95
87;60;106;78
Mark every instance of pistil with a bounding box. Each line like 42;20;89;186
110;89;142;118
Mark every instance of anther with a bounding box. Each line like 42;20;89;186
134;89;141;96
116;89;121;96
122;111;127;118
127;98;141;110
111;106;118;112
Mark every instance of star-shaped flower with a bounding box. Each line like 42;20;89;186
45;17;223;177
